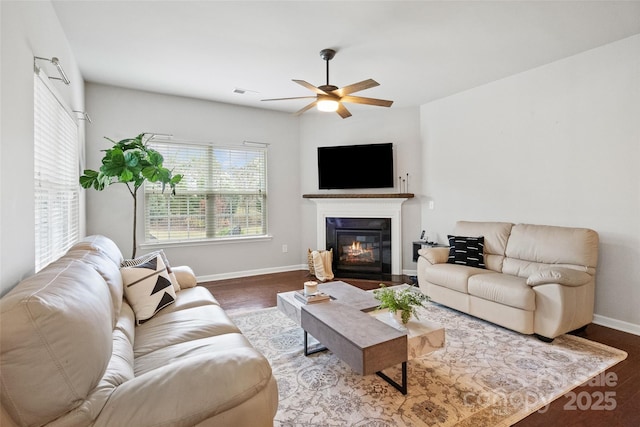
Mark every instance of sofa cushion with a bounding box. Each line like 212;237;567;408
454;221;513;271
95;347;275;427
424;263;493;293
0;261;113;427
121;254;176;324
503;224;599;277
134;333;253;376
37;304;137;427
134;304;240;358
71;234;124;266
468;272;535;311
447;235;486;268
159;286;221;315
418;246;449;264
526;267;592;287
64;248;124;327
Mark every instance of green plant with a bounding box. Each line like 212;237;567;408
373;285;429;324
80;133;183;258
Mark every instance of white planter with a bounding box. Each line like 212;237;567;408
389;310;408;327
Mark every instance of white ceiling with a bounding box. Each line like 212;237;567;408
52;1;640;115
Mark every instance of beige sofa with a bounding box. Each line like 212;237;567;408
0;235;278;427
417;221;599;340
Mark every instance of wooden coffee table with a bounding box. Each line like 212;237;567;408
277;281;445;395
277;281;381;324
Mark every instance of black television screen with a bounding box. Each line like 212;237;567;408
317;143;394;189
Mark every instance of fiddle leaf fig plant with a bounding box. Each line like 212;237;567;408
80;133;183;258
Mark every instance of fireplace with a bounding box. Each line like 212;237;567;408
326;217;391;279
306;194;412;277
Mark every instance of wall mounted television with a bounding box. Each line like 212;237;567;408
317;142;394;190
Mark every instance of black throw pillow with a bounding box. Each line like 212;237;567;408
447;235;486;268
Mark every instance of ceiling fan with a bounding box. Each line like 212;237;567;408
261;48;393;119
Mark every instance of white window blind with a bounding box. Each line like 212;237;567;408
145;141;267;243
34;70;80;271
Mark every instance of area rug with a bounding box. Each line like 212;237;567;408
230;302;627;427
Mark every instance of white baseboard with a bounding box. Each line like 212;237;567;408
593;314;640;336
196;264;308;282
198;265;419;283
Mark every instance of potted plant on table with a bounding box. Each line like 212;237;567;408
373;285;429;325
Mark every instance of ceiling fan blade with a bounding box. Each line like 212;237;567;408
261;96;316;101
336;103;352;119
293;100;318;116
340;95;393;107
333;79;379;97
293;79;328;95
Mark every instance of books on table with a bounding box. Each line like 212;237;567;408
294;290;330;304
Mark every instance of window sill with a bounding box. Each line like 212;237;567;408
140;234;273;250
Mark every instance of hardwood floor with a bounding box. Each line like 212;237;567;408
200;270;408;313
201;270;639;427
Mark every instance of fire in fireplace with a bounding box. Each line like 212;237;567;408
342;240;375;263
340;235;377;265
326;217;391;279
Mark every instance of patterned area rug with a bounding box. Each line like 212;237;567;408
230;303;627;427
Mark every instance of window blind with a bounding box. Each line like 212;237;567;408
34;70;80;271
145;141;267;242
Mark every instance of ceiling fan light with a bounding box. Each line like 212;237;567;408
317;98;339;112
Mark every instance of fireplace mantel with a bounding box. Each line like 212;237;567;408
303;193;414;199
306;195;412;276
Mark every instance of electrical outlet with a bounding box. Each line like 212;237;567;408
282;244;288;253
428;200;435;210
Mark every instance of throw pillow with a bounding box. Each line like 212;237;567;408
447;235;486;268
120;254;176;324
172;265;198;289
122;250;181;292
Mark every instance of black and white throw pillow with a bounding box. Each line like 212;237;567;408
447;235;486;268
120;254;176;324
122;250;181;292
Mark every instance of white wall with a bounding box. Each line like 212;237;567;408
84;83;301;278
420;35;640;330
0;1;85;296
299;106;423;273
85;85;423;277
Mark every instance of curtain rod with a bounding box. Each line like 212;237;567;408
73;110;92;123
34;56;70;85
144;133;270;147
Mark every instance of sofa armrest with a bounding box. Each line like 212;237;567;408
95;348;273;427
418;247;449;265
526;267;591;287
172;265;197;288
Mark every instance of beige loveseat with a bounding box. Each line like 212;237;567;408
417;221;599;340
0;235;278;427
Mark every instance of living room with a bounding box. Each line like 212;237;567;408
1;1;639;426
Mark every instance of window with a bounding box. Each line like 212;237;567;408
34;71;80;271
144;141;267;243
